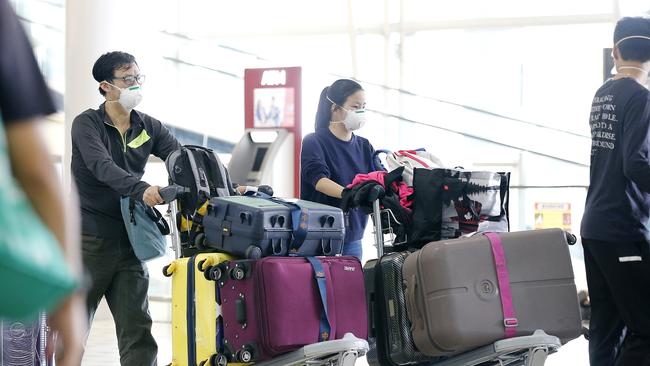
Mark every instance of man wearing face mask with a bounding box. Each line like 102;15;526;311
71;51;180;366
580;17;650;366
300;79;379;261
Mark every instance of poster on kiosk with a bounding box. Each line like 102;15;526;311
227;67;302;198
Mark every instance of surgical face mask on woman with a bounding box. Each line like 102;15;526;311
340;106;366;131
105;82;143;110
327;95;366;131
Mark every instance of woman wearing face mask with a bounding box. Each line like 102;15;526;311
300;79;378;261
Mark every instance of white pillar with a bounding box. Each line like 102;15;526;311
63;0;151;192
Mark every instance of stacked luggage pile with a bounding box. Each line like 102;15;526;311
161;145;369;366
363;150;583;366
161;146;584;366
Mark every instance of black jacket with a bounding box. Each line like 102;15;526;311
71;103;180;239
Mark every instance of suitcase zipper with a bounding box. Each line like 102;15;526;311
186;255;198;366
256;260;275;356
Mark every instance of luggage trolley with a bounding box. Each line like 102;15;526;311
162;187;369;366
369;196;562;366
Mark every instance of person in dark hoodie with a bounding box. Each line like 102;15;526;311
300;79;379;261
580;17;650;366
71;51;180;366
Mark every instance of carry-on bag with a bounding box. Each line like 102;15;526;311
410;168;510;246
402;229;582;357
166;145;235;251
362;187;443;366
163;252;236;366
120;196;169;262
212;256;367;363
375;149;444;186
202;196;345;258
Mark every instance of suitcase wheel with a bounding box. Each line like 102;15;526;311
208;265;224;282
203;266;214;281
244;245;262;259
236;345;254;363
210;353;228;366
230;266;246;281
197;259;208;271
198;257;218;272
162;263;175;277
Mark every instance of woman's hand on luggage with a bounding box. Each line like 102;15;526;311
50;293;87;366
143;186;164;206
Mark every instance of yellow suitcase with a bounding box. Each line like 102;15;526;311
164;252;236;366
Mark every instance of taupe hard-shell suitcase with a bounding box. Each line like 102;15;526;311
402;228;582;357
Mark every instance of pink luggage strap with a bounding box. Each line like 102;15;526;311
483;232;518;338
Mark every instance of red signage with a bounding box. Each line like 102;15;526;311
244;67;302;196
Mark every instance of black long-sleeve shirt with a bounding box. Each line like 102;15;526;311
581;78;650;242
71;103;180;239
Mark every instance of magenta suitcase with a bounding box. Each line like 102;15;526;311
212;256;368;363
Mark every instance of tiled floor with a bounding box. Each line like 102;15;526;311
82;299;590;366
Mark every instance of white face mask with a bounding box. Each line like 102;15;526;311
342;107;366;131
106;82;143;110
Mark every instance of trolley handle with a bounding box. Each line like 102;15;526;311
159;184;190;204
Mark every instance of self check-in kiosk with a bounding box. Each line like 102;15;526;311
227;67;302;198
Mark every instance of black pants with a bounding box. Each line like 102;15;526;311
82;234;158;366
583;238;650;366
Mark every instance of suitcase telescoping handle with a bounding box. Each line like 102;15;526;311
159;184;190;204
371;185;387;258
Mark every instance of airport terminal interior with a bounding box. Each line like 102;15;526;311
4;0;650;365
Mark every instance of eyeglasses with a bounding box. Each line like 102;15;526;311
112;74;146;86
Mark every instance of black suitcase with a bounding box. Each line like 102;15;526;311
202;196;345;258
364;252;442;366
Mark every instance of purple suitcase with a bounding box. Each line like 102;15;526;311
213;256;367;363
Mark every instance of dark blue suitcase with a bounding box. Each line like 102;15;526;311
202;196;345;258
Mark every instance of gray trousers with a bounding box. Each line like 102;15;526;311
82;234;158;366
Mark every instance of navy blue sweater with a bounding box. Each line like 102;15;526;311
581;78;650;242
300;128;377;243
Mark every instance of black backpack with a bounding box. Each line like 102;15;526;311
165;145;235;248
